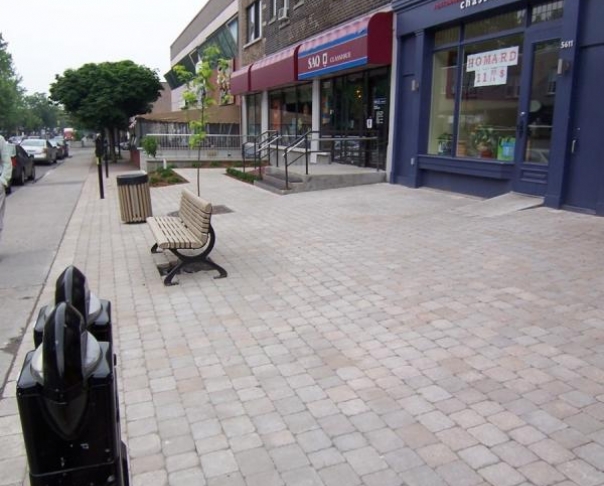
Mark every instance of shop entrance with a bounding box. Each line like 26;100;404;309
512;28;561;195
563;45;604;213
320;68;390;169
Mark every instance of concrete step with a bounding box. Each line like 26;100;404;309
254;166;387;195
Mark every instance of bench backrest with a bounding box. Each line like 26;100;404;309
179;189;212;242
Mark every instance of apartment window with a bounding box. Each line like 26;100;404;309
279;0;290;18
270;0;277;19
227;17;238;45
247;1;262;44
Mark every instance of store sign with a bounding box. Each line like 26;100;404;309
298;35;368;79
434;0;498;10
467;46;519;87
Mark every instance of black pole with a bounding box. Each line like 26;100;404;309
94;135;105;199
97;157;104;199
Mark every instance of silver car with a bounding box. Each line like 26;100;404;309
20;139;57;164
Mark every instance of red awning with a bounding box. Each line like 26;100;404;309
230;64;252;95
250;45;300;92
297;11;393;80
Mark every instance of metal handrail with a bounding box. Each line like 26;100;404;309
242;130;279;173
283;131;313;190
282;131;380;190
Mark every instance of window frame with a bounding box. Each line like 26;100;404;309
246;0;262;45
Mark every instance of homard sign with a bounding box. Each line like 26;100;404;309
434;0;497;10
467;46;519;87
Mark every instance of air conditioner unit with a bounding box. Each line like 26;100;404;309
278;6;289;20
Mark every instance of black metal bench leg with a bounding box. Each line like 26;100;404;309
205;257;228;279
163;260;184;286
151;243;160;254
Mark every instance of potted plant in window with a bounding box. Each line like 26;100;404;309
470;125;496;158
437;133;453;156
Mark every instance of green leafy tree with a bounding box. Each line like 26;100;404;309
0;34;25;135
174;45;226;195
24;93;61;132
50;60;163;160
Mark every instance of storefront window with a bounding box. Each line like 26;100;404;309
428;49;458;155
247;93;261;136
321;81;333;128
525;40;560;164
435;26;460;47
457;35;523;159
320;68;390;168
465;10;526;39
532;1;564;24
266;84;312;144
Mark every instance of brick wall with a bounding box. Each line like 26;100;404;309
264;0;392;54
240;0;267;66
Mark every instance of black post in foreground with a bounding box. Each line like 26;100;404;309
94;135;105;199
16;266;129;485
104;139;109;178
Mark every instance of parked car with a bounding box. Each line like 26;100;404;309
20;139;57;164
9;143;36;186
51;136;69;158
49;139;65;160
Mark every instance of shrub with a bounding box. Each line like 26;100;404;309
226;167;260;184
141;136;158;158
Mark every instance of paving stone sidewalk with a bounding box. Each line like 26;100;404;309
1;164;604;486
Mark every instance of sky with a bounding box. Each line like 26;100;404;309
1;0;209;95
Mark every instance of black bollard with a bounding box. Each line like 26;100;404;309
33;265;112;348
17;302;129;485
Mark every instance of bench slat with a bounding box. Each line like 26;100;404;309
146;189;213;250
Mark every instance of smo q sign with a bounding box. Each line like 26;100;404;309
298;35;368;79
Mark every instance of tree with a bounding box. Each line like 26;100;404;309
0;34;25;135
25;93;61;132
174;45;228;195
50;60;163;160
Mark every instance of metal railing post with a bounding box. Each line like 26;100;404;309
305;132;309;175
284;151;289;190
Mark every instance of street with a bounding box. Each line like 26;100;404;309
0;146;95;395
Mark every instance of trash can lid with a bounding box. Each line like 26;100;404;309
117;172;148;186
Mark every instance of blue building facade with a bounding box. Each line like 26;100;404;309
391;0;604;214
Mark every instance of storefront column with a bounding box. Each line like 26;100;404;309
386;20;399;179
311;78;321;164
261;91;269;134
544;0;582;210
241;96;248;142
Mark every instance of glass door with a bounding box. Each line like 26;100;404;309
513;28;560;194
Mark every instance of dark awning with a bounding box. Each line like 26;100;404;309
250;45;300;92
230;64;252;95
297;11;393;80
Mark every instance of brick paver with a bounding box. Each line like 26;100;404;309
2;166;604;485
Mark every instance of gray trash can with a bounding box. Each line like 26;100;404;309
116;172;153;223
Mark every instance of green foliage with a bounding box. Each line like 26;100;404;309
470;125;497;152
50;61;163;134
148;167;187;186
0;34;25;134
174;45;223;150
226;167;259;184
141;136;158;158
24;93;60;130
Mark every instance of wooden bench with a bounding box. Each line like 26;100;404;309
146;189;227;285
